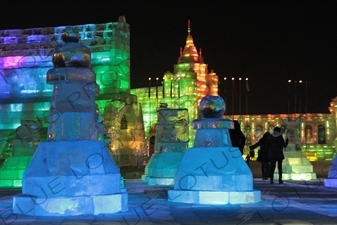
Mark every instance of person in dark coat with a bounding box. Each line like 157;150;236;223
229;120;246;154
250;132;271;180
267;127;289;184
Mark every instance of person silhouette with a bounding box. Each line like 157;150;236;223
267;127;289;184
250;132;271;180
229;120;246;155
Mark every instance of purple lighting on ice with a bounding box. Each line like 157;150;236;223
2;56;24;68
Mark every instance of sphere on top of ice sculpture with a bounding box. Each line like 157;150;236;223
52;27;91;68
199;95;226;119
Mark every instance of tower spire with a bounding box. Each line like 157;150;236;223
188;19;191;35
199;48;202;56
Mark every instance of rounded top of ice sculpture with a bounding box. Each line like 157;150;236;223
199;95;226;119
52;27;91;68
61;27;80;43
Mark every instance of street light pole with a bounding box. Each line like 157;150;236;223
294;80;297;114
223;77;227;102
299;80;302;114
288;80;291;117
245;78;249;115
305;81;308;114
239;77;242;116
232;77;235;116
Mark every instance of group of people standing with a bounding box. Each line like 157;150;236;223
229;120;289;184
249;127;289;184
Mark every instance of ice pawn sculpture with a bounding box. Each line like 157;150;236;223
142;107;189;186
12;27;128;216
168;95;261;204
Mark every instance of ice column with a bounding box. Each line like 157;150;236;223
168;95;261;204
12;27;128;216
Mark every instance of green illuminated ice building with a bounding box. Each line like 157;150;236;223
0;16;147;187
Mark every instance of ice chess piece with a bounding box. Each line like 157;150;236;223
168;95;261;204
142;107;189;186
13;27;128;216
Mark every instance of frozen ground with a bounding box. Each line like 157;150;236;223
0;176;336;225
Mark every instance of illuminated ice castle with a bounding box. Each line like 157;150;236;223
0;18;336;187
130;21;337;162
131;20;220;145
0;16;147;187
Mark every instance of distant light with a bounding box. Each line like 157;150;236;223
101;58;110;62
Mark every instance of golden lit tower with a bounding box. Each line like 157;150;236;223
173;20;219;116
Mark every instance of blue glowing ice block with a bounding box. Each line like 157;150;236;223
12;27;128;216
168;95;261;204
142;108;189;186
324;144;337;188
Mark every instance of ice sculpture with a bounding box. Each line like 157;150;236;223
0;18;147;168
168;95;261;204
273;118;317;180
12;27;128;216
102;99;147;167
142;106;189;185
324;148;337;188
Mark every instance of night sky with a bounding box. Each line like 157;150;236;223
1;1;336;115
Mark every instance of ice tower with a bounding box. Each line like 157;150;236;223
12;28;128;216
168;95;261;204
142;106;189;185
131;20;219;147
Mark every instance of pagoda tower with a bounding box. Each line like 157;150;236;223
162;20;219;145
